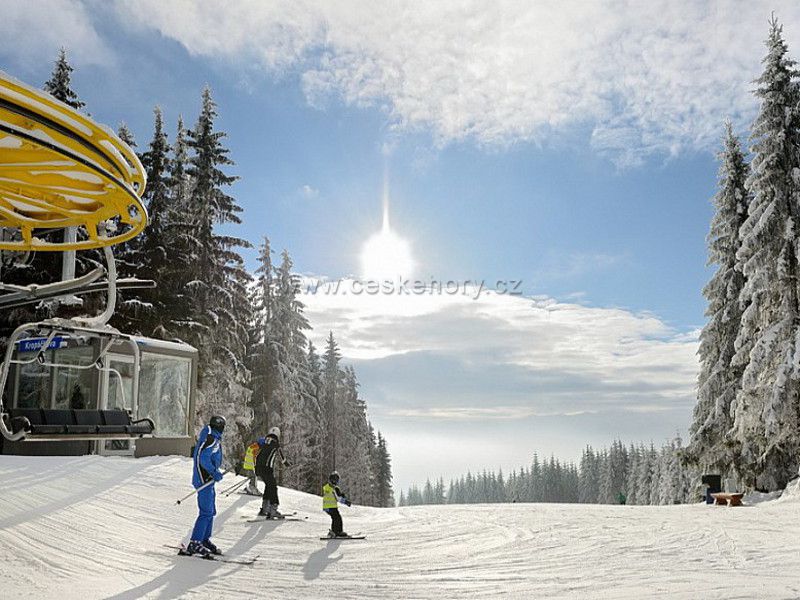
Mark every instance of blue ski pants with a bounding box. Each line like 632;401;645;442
191;484;216;542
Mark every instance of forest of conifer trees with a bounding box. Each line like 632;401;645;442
400;437;695;506
0;49;393;507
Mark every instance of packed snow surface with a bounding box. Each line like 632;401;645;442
1;455;800;599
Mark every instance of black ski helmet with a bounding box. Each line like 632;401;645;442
209;415;226;433
329;471;340;485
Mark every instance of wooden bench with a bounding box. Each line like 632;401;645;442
711;492;744;507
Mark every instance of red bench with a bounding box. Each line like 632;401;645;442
711;492;744;507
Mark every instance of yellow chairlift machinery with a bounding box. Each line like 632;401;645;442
0;70;156;442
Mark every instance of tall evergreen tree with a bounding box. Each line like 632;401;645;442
248;237;276;434
322;331;343;475
374;435;394;507
687;123;750;475
731;18;800;490
114;107;175;337
183;87;252;457
185;85;252;372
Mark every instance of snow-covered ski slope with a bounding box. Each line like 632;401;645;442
2;456;800;600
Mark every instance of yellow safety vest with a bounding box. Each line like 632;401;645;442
322;483;338;509
243;442;260;471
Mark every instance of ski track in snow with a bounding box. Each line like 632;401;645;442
1;456;800;599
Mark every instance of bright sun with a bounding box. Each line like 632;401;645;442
360;223;414;281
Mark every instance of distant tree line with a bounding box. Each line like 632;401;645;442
400;436;696;506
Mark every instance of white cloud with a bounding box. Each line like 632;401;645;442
301;278;699;418
1;1;113;69
299;184;319;199
115;0;800;165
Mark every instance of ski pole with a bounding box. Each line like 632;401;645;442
223;477;250;497
220;476;247;495
175;468;232;505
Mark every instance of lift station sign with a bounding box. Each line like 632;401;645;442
16;337;68;353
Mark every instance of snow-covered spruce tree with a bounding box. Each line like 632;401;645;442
335;366;376;503
374;431;394;507
625;444;640;505
270;249;324;493
731;19;800;490
634;444;653;505
116;123;136;149
151;115;207;341
599;440;628;503
184;87;253;458
44;48;85;110
305;340;327;489
248;237;277;435
687;123;750;476
113;107;177;337
529;454;543;502
321;331;343;476
578;447;599;503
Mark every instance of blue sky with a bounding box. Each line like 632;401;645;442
3;1;795;492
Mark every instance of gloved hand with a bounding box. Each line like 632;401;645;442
345;499;352;507
213;471;224;482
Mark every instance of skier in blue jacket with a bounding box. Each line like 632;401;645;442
183;415;226;557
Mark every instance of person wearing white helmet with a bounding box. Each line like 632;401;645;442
255;425;290;518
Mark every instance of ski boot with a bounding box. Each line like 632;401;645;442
326;529;336;538
336;531;349;538
202;539;222;555
259;500;274;518
182;540;211;557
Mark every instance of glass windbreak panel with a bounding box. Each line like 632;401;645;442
139;354;191;437
15;358;51;408
53;346;95;409
104;358;135;452
106;359;134;411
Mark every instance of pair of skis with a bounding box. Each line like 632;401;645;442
166;544;259;565
243;510;306;523
243;513;366;539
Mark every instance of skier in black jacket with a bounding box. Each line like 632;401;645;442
255;426;290;518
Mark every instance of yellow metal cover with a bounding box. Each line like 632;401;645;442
0;71;147;251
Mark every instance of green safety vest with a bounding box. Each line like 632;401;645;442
322;483;338;509
243;442;260;471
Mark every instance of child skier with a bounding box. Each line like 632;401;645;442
255;426;290;518
242;437;263;496
323;471;352;538
183;415;226;557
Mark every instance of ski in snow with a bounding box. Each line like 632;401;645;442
319;535;366;540
164;544;259;565
242;511;304;523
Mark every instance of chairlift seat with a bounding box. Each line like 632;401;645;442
98;409;132;434
73;410;103;434
3;407;154;440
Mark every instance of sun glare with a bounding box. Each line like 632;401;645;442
360;223;414;281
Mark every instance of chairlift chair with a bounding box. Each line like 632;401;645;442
0;70;155;443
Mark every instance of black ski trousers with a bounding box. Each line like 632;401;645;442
260;469;279;507
326;508;343;534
